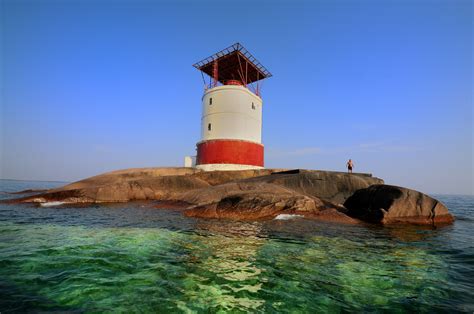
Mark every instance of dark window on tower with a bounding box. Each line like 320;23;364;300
252;102;255;110
209;98;213;105
208;123;212;131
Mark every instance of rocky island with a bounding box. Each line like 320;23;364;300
5;167;454;226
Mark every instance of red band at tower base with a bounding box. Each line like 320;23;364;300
196;139;264;167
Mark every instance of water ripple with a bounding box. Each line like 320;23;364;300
0;181;473;312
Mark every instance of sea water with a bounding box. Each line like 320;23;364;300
0;179;473;312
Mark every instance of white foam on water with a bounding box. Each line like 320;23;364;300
40;201;66;207
274;214;304;220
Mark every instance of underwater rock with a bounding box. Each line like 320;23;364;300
343;185;454;225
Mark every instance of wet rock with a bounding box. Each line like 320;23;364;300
343;185;454;225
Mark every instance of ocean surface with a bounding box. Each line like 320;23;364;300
0;179;473;313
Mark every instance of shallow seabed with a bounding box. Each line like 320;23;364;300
0;180;473;313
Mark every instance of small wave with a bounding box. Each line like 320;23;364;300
274;214;304;220
40;201;66;207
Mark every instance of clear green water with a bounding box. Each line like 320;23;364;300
0;180;473;313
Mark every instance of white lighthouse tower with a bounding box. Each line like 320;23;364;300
192;43;272;171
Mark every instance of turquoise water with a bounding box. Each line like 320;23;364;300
0;180;473;312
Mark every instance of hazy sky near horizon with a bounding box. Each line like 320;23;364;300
1;0;472;195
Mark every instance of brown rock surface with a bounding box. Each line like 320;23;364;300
181;181;358;223
6;167;454;226
6;168;205;203
12;174;211;203
241;170;384;204
343;184;454;225
9;168;381;206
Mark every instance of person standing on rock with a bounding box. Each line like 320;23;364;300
347;159;354;173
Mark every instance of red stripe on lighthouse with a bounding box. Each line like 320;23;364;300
196;140;264;167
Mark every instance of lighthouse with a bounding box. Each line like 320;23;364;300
191;43;272;171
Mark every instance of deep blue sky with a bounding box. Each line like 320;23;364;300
1;0;472;195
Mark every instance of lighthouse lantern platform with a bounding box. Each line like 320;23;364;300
192;43;272;171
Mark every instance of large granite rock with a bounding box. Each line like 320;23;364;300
7;167;454;227
343;185;454;225
180;181;358;223
9;168;279;203
9;168;381;206
18;174;211;203
242;170;383;204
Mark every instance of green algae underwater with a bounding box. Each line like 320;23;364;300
0;180;473;313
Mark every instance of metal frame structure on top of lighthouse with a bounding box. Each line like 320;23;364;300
191;43;272;171
193;43;272;96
